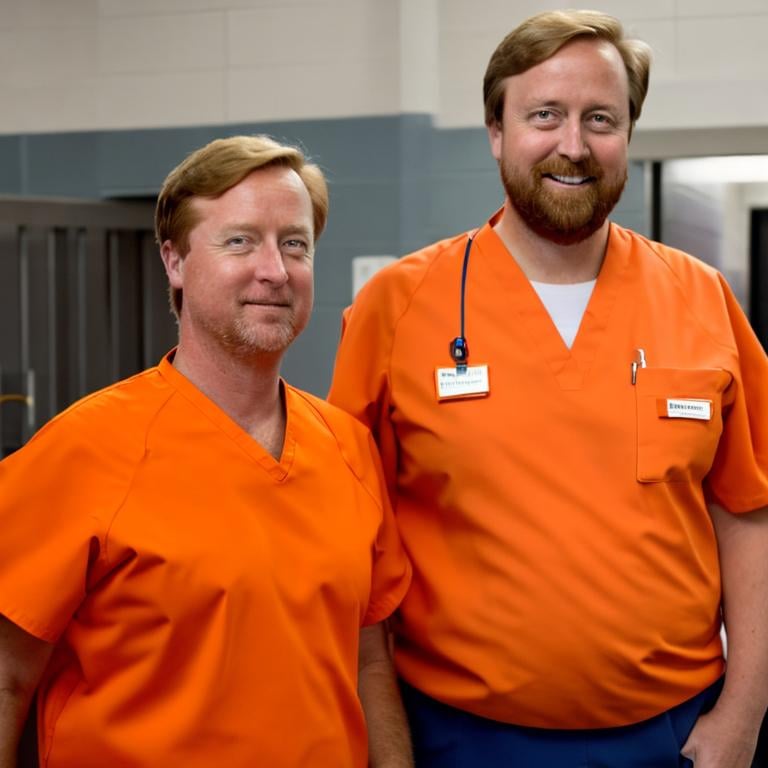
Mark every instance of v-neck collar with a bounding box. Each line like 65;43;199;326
158;352;296;481
475;219;631;391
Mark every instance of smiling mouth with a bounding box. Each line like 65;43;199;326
544;174;594;186
241;300;291;308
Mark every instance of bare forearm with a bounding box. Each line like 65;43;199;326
712;504;768;726
0;616;53;768
681;505;768;767
358;624;413;768
0;690;27;768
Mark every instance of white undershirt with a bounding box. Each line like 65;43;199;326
530;279;597;349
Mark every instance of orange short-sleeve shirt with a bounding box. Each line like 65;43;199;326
0;355;411;767
328;218;768;728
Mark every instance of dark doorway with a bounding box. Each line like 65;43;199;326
750;207;768;351
0;196;177;456
749;208;768;767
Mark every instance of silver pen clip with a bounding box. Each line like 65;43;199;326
631;348;647;385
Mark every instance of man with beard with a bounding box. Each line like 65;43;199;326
328;10;768;768
0;135;413;768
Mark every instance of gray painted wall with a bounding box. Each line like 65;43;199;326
0;116;649;398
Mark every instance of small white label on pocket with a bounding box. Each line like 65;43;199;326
665;399;711;420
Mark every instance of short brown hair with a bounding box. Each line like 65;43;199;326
483;10;651;133
155;134;329;317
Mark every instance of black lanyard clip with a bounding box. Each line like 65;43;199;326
450;336;469;372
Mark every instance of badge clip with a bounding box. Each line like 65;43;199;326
450;336;469;372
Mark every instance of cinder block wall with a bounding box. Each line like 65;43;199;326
1;0;765;394
3;1;767;135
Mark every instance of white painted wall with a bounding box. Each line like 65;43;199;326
437;0;768;131
1;0;767;136
0;0;405;132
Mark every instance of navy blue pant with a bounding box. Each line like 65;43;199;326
401;678;723;767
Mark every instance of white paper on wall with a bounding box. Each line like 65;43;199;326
352;255;397;299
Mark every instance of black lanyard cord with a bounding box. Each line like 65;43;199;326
449;235;473;367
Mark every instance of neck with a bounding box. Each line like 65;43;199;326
172;333;286;459
493;199;610;284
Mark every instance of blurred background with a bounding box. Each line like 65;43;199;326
1;0;767;454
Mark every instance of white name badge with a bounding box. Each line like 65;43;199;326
435;365;490;401
664;398;712;421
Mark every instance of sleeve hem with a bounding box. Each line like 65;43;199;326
708;492;768;515
361;561;412;627
0;603;59;644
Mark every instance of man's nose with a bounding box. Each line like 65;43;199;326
254;241;289;284
557;119;590;163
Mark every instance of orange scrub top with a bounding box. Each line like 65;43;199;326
328;216;768;729
0;354;411;767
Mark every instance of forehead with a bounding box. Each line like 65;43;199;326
504;37;629;111
192;165;312;224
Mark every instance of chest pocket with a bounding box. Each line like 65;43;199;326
635;367;732;483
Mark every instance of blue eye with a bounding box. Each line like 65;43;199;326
530;109;560;127
588;113;617;130
282;239;310;254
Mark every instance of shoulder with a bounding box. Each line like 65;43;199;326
613;223;722;285
352;232;469;314
289;387;373;451
16;367;174;466
612;224;745;349
0;367;176;529
287;387;384;491
339;232;470;354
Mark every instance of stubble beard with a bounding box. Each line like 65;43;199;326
226;303;306;357
228;315;298;355
195;299;307;359
501;156;627;246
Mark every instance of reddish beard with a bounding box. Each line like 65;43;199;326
501;156;627;245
